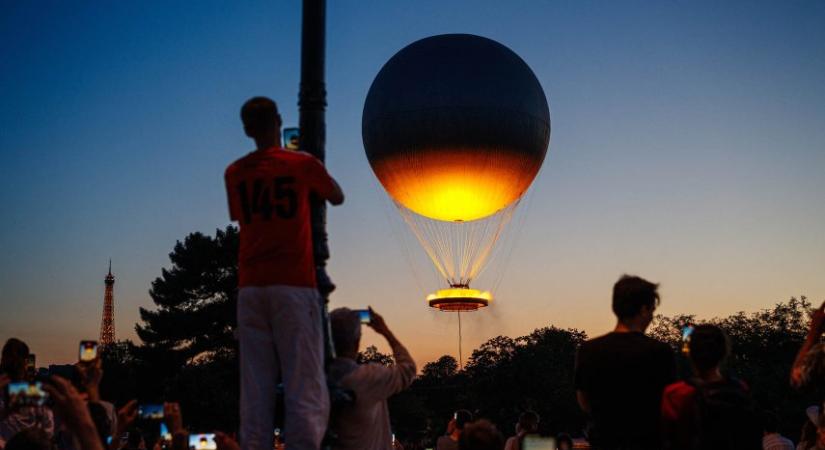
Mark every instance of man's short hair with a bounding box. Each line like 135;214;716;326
1;338;30;379
330;308;361;356
518;410;539;433
688;324;729;371
240;96;280;135
458;420;503;450
612;275;660;321
455;409;473;430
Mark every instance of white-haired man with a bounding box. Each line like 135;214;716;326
328;307;416;450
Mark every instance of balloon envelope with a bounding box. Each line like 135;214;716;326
363;34;550;222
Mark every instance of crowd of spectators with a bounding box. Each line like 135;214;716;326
1;274;822;450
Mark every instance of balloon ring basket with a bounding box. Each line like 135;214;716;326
427;286;491;312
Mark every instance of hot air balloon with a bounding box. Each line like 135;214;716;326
363;34;550;312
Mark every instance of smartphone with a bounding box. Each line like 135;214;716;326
189;433;217;450
160;423;172;441
356;309;371;324
7;381;49;408
282;127;300;150
681;325;695;354
138;403;164;420
79;341;99;363
521;436;556;450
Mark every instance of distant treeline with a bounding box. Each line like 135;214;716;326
97;226;820;442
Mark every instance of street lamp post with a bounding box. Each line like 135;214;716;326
298;0;336;361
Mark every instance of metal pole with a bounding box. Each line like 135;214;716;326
298;0;331;295
458;311;463;370
298;0;337;366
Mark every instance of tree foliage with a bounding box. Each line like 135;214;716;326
136;226;239;363
127;226;241;429
421;355;458;381
391;326;588;446
357;345;395;366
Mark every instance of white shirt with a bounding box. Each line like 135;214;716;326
329;340;417;450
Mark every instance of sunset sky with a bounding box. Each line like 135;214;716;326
2;1;824;367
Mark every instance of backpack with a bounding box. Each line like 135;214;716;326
686;377;763;450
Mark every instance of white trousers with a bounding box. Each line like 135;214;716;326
238;285;330;450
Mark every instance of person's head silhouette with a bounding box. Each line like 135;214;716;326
240;97;282;147
687;324;729;374
612;275;660;332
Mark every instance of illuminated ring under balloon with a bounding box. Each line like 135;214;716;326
426;287;491;312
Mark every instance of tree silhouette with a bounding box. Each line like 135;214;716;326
107;225;820;442
421;355;458;381
357;345;394;366
136;226;239;363
132;226;240;430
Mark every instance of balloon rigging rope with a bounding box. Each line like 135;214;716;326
397;200;518;289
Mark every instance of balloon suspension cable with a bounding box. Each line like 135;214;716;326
396;202;519;286
458;310;463;371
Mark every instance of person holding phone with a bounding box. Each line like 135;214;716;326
327;307;416;450
225;97;344;450
0;338;54;446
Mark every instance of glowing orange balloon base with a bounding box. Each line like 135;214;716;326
427;287;491;312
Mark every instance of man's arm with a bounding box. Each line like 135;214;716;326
576;390;591;414
573;344;591;413
304;155;344;205
791;301;824;387
43;377;105;450
325;177;344;206
362;308;416;400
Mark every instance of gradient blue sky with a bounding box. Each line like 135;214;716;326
2;1;824;366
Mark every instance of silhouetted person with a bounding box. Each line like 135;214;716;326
0;338;29;382
503;411;539;450
661;325;761;450
458;420;504;450
327;307;416;450
574;275;675;450
437;411;473;450
225;97;344;450
0;339;54;446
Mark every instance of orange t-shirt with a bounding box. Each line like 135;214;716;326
224;147;336;288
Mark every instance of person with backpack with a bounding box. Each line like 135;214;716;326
661;324;762;450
